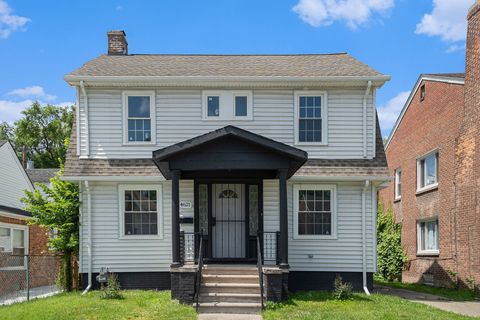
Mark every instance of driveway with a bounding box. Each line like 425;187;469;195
375;285;480;318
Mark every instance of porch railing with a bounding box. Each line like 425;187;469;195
256;234;265;310
179;231;196;264
263;231;280;265
194;234;205;312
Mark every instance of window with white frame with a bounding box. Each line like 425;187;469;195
417;151;438;191
123;91;155;144
295;91;327;144
293;184;336;239
0;223;28;269
395;168;402;200
417;219;439;255
119;185;163;238
203;91;252;120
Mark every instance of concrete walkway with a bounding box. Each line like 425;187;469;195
198;314;262;320
375;285;480;318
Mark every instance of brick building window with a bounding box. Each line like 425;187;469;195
417;219;439;255
394;168;401;200
417;151;438;192
420;84;426;101
0;223;28;269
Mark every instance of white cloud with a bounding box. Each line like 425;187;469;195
0;0;30;39
446;43;466;54
8;86;57;101
415;0;474;42
378;91;411;137
0;99;74;124
292;0;395;29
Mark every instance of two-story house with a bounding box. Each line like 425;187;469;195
63;30;390;313
379;1;480;289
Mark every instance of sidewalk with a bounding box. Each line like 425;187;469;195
375;285;480;318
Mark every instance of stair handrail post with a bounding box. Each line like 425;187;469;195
195;232;204;312
257;232;264;310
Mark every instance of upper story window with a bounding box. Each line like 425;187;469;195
293;184;336;239
295;91;327;145
417;219;439;255
0;223;28;269
203;91;253;120
122;91;156;144
394;168;401;200
417;151;438;192
119;185;163;239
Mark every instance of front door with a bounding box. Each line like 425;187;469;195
212;184;246;259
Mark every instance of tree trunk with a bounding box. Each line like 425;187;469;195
63;251;73;292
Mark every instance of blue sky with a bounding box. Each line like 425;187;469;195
0;0;473;137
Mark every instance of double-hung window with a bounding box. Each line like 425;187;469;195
394;168;402;200
417;219;439;255
293;184;336;239
0;223;28;269
123;91;156;144
417;151;438;192
119;185;163;239
295;91;327;145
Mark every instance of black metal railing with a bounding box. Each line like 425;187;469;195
194;233;205;312
180;231;196;264
256;234;264;310
263;231;280;265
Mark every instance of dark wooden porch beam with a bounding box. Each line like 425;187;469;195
278;169;289;268
171;170;181;267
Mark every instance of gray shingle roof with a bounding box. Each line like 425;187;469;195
64;115;388;179
66;53;383;78
26;169;58;183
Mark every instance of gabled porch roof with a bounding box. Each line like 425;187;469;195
152;126;308;180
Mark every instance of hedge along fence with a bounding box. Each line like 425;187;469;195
376;202;408;282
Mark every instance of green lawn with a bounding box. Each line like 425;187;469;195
0;290;196;320
263;291;476;320
375;279;478;301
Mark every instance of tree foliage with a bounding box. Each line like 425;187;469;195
0;122;13;141
376;201;408;282
21;168;80;291
13;102;74;168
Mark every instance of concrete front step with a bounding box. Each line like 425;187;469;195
197;302;262;314
199;292;261;303
203;267;258;276
201;283;260;294
202;274;259;284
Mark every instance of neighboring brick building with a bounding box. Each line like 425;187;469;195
380;1;480;287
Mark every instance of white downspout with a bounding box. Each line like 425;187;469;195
363;81;372;159
79;81;90;157
82;180;92;295
362;180;371;295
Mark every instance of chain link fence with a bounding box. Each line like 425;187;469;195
0;254;60;305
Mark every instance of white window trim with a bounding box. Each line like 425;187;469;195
293;184;337;240
202;90;253;121
0;222;29;271
416;150;439;193
394;168;401;200
417;218;439;256
232;91;253;120
122;91;156;145
118;184;163;240
294;91;328;146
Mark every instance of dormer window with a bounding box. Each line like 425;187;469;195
123;91;156;144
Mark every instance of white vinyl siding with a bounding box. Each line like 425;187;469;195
77;88;375;160
0;144;34;209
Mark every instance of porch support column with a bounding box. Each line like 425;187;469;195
171;170;181;267
278;169;289;268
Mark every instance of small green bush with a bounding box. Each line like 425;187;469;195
333;274;353;300
100;273;123;299
376;202;408;282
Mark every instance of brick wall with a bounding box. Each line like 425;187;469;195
379;80;464;287
454;1;480;284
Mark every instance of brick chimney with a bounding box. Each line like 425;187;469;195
453;0;480;281
107;30;128;55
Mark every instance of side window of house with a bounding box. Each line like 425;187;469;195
417;219;439;254
119;185;163;238
123;91;155;144
296;92;327;145
293;184;336;239
395;168;401;200
0;224;27;269
417;151;438;191
203;91;252;120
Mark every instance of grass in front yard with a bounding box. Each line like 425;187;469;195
0;290;196;320
263;291;475;320
375;279;478;301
